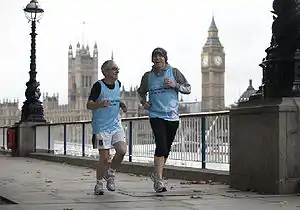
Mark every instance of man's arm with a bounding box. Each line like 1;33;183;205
120;101;127;113
172;68;191;94
118;80;127;111
137;72;149;105
86;82;102;110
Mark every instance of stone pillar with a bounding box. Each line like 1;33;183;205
16;122;46;157
230;98;300;194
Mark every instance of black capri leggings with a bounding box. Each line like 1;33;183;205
150;118;179;158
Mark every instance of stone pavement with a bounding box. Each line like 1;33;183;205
1;154;300;210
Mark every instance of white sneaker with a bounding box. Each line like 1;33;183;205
105;168;116;191
94;181;104;195
154;179;167;193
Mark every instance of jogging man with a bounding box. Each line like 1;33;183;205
86;60;127;195
137;47;191;192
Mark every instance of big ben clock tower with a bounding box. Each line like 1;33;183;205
201;16;225;112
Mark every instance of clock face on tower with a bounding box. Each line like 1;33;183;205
214;56;223;66
202;55;209;67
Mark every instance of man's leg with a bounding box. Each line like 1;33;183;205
150;118;168;192
105;130;127;191
164;120;179;164
92;133;110;195
95;149;110;195
111;141;127;169
97;149;110;180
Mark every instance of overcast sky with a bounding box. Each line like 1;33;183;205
0;0;274;106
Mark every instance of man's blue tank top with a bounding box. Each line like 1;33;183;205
148;65;179;121
92;80;122;134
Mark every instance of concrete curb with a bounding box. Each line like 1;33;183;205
28;153;229;184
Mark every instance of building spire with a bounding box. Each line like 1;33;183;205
93;42;98;58
68;43;73;57
209;15;218;32
111;50;114;60
247;79;254;91
81;21;86;46
203;15;223;49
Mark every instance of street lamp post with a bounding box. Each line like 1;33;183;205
21;0;45;122
252;0;300;99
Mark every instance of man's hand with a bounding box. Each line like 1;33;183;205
120;103;127;113
142;101;151;110
98;100;110;108
164;78;177;88
86;100;110;110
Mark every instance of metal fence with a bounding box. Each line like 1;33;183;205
0;126;8;150
0;111;230;171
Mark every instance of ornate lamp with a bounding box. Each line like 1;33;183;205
21;0;45;122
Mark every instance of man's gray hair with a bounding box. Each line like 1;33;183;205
101;60;115;74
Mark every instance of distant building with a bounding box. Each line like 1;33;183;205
120;86;142;118
68;42;98;102
0;99;20;126
201;16;226;112
238;79;257;103
43;43;142;123
179;98;202;114
0;42;142;126
228;79;258;108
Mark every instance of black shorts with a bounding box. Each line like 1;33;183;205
150;118;179;157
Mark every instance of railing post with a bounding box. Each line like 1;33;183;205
128;121;133;162
33;126;36;152
63;124;67;155
82;123;85;157
2;127;4;149
201;117;206;169
47;125;51;153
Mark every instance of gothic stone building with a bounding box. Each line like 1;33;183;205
43;42;142;123
0;42;142;126
0;99;20;126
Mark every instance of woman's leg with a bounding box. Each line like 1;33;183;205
150;118;167;180
164;120;179;163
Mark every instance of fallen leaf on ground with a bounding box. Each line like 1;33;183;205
190;195;203;199
180;180;207;185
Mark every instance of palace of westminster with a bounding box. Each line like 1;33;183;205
0;17;254;126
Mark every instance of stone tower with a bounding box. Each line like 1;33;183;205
201;16;225;112
68;42;98;104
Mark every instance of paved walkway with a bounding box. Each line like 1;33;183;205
1;154;300;210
